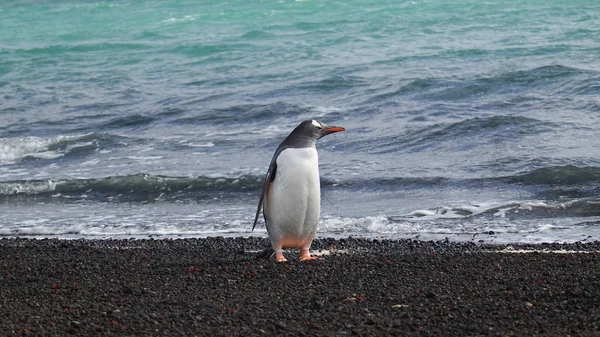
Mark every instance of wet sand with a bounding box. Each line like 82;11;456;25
1;237;600;336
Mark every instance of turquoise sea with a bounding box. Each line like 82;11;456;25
1;0;600;243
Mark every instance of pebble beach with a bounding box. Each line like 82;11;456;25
2;237;600;336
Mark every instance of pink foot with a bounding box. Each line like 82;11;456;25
299;249;322;261
299;255;321;261
275;251;288;262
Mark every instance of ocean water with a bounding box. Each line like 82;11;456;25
1;0;600;243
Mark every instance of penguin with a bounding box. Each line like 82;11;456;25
252;119;345;262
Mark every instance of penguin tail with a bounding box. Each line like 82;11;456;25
255;247;275;260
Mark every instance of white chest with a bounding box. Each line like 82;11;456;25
265;147;321;239
275;147;319;185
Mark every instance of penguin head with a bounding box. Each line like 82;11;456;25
280;119;345;149
297;119;346;140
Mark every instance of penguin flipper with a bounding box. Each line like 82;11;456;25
252;159;277;231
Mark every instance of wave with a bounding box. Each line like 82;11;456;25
369;65;596;102
349;165;600;188
0;133;128;163
239;29;274;40
511;165;600;185
2;206;599;243
401;115;551;150
0;174;469;201
0;174;264;202
297;75;370;93
399;199;600;221
2;165;600;202
342;115;553;154
167;43;253;58
172;101;309;125
12;42;151;55
101;114;155;129
329;166;600;193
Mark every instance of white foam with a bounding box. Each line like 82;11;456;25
186;142;215;148
0;134;92;163
0;179;57;195
80;159;100;166
519;201;550;210
399;200;574;222
1;196;598;244
0;137;56;162
26;151;65;160
493;207;512;218
537;223;559;231
125;156;164;161
321;215;404;234
455;205;485;214
161;15;197;24
410;209;437;217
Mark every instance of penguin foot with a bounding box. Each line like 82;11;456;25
299;255;321;261
299;249;322;262
275;251;288;262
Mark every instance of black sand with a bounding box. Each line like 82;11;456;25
1;237;600;336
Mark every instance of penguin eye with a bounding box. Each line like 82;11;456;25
311;120;322;129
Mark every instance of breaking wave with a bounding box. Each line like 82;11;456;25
0;174;264;202
1;165;600;203
0;133;128;163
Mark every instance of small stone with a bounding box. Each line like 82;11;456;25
309;323;323;330
312;300;325;310
392;304;409;308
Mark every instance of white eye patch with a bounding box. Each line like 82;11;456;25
311;120;322;128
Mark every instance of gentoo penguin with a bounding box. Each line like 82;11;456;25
252;119;345;262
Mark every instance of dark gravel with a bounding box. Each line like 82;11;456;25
1;237;600;336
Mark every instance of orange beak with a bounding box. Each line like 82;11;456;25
325;126;345;133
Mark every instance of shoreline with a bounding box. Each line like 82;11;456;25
2;237;600;336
